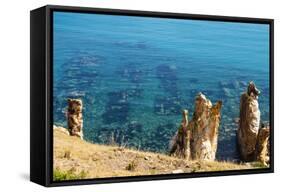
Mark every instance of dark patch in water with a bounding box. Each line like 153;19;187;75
156;65;178;92
145;123;175;153
113;41;149;50
189;78;199;84
116;63;144;84
154;95;182;116
102;90;130;124
156;65;177;81
53;53;103;129
217;136;239;161
125;88;143;98
155;64;186;116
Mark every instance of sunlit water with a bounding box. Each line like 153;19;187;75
53;12;270;160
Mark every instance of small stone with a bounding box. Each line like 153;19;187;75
172;169;184;174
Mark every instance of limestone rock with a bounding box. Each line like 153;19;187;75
169;93;222;161
255;126;270;166
67;99;83;139
238;81;260;161
53;125;70;136
189;93;222;161
169;110;190;159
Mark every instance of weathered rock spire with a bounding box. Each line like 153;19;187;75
170;93;222;161
238;81;270;165
190;93;222;161
67;98;83;139
169;109;190;159
238;81;261;161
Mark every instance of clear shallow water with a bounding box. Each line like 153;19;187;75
53;12;270;160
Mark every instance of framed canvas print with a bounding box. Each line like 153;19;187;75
30;5;274;187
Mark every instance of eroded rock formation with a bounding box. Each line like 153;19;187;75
238;81;261;161
255;126;270;166
189;93;222;161
170;93;222;161
67;98;83;139
169;110;190;159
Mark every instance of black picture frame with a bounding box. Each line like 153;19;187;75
30;4;274;187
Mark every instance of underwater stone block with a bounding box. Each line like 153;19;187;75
154;96;182;116
127;121;143;135
156;65;177;80
189;78;199;84
67;98;83;139
222;87;235;98
156;64;178;93
126;88;143;98
102;103;129;124
148;123;175;153
107;91;129;103
219;80;240;90
102;91;130;124
238;81;261;161
116;63;144;84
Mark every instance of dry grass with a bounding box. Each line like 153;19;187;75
53;126;263;181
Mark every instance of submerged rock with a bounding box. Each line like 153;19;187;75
67;99;83;139
222;87;235;98
237;81;261;161
189;93;222;161
189;78;199;84
149;123;175;153
102;91;130;124
219;80;240;90
169;110;190;159
154;96;182;116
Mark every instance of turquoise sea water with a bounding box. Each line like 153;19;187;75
53;12;270;160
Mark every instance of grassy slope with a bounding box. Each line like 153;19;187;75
53;126;262;180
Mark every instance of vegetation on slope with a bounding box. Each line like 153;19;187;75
53;127;265;181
